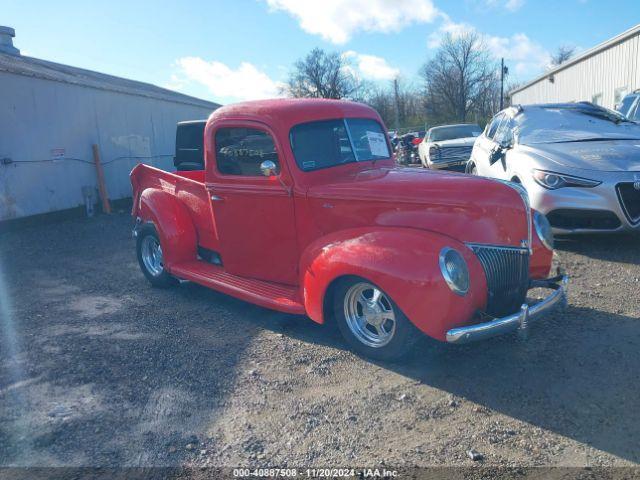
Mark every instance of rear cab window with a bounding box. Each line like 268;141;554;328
214;127;280;176
290;118;389;172
174;121;206;171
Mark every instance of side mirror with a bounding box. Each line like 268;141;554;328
489;147;504;165
260;160;277;177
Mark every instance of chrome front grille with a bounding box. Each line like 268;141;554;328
468;244;530;317
433;145;473;163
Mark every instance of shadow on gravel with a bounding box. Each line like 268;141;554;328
0;215;264;467
375;305;639;464
221;295;640;464
190;295;640;464
556;233;640;264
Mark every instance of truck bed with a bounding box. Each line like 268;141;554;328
130;164;218;251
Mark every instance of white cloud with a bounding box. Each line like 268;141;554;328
425;13;550;79
170;57;284;101
505;0;525;11
264;0;439;44
484;0;525;11
427;14;475;48
343;51;399;80
485;33;551;76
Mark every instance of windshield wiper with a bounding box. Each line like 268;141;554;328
566;106;630;124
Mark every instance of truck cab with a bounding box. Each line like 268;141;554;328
130;99;567;360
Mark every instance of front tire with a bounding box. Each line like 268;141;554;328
333;277;420;361
136;224;177;288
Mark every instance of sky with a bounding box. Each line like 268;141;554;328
2;0;639;104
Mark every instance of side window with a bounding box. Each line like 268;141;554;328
486;114;504;139
631;101;640;121
215;127;279;176
618;95;636;116
494;118;514;147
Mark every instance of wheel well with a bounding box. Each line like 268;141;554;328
321;275;358;326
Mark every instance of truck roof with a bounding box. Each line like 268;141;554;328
208;98;382;130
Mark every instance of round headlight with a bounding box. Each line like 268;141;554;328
439;247;470;296
533;210;554;250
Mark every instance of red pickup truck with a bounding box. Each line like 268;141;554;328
130;99;567;360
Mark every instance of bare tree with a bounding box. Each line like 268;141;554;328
420;32;498;123
282;48;361;99
362;78;426;130
550;45;575;66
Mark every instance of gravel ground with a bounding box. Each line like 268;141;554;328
0;212;639;471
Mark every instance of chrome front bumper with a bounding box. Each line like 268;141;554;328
446;274;569;344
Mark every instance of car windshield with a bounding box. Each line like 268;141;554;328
516;104;640;145
429;125;481;142
290;118;390;172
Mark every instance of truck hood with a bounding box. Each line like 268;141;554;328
306;167;529;247
524;139;640;172
429;137;477;148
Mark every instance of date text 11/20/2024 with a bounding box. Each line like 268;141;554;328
233;467;398;477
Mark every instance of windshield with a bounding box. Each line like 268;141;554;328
429;125;481;142
516;104;640;145
290;118;390;172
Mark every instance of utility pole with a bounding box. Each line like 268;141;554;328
393;77;400;132
500;58;509;110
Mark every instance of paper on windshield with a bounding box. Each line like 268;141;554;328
366;131;388;156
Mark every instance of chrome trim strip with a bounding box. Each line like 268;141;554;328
465;242;528;253
446;274;568;344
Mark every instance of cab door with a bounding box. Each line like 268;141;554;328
206;122;299;285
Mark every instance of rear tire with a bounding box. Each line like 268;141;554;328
332;277;420;361
136;224;178;288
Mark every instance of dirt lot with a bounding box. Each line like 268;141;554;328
1;212;639;470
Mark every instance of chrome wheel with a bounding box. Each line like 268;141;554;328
344;282;396;348
141;235;163;277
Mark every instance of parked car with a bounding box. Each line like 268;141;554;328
468;102;640;233
419;124;482;171
130;98;566;360
616;90;640;122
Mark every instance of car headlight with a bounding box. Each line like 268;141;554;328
429;146;439;158
439;247;470;296
533;210;554;250
532;169;601;189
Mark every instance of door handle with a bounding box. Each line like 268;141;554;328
210;194;224;202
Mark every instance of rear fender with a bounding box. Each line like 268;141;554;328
136;188;197;270
299;227;487;341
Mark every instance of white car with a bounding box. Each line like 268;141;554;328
468;102;640;234
418;124;482;172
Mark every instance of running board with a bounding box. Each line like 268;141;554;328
169;260;305;314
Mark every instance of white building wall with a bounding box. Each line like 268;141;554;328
511;31;640;110
0;71;215;220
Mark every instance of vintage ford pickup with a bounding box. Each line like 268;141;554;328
130;99;567;360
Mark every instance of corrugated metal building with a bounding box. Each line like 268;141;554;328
0;26;219;221
510;23;640;110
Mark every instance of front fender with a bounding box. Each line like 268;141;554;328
137;188;197;269
530;209;553;279
299;227;488;341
